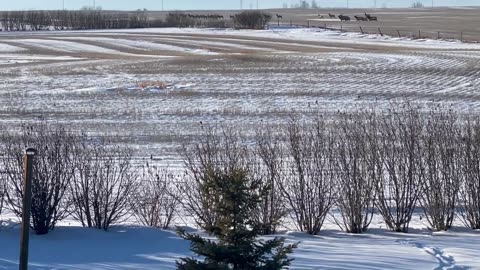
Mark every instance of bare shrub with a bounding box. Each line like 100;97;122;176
376;105;423;232
164;12;195;28
411;1;425;8
332;112;376;233
458;116;480;229
254;125;287;235
0;123;75;235
233;11;271;30
131;166;180;229
178;125;250;232
281;116;335;235
69;139;137;230
418;108;462;231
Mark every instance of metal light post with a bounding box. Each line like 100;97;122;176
162;0;164;11
19;148;36;270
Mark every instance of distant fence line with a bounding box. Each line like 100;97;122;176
269;21;479;43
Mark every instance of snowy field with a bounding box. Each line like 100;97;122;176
1;27;480;269
1;27;480;162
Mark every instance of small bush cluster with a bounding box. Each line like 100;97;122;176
232;11;272;30
411;1;425;8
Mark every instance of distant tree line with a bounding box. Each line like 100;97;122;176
0;9;271;31
165;11;271;29
0;9;151;31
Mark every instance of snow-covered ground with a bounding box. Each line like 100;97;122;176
0;215;478;269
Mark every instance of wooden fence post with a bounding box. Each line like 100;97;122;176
378;27;383;36
19;148;37;270
397;30;401;37
461;32;463;42
437;31;440;39
360;26;364;34
418;30;421;39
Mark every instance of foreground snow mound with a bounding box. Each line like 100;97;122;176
0;225;479;269
0;226;189;269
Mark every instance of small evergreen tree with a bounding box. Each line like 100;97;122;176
177;169;297;270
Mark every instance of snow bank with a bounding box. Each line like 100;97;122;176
99;27;480;50
0;223;478;269
55;37;220;55
8;39;121;54
0;43;26;53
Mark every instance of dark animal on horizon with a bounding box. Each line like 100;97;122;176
365;12;378;21
339;15;351;21
276;14;283;19
355;15;368;21
328;13;336;19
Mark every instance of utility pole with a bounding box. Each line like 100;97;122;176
62;0;65;10
93;0;96;9
240;0;243;9
19;148;36;270
162;0;164;10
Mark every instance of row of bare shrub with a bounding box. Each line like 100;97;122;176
0;104;479;235
0;124;138;234
0;122;183;235
180;105;480;234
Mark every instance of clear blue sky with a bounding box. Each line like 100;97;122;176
2;0;479;11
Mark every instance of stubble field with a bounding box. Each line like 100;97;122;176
1;25;480;163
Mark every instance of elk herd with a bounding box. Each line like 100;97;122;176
323;12;378;21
